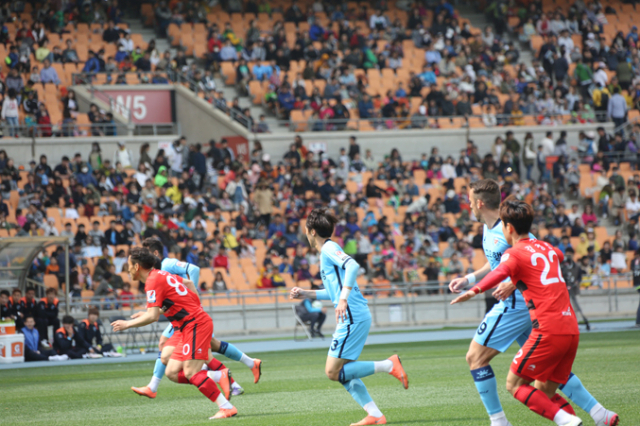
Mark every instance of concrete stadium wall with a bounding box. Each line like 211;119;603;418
252;122;615;162
105;289;638;340
173;85;249;143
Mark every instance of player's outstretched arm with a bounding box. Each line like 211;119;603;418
182;278;198;297
449;261;491;293
112;307;160;332
451;263;512;305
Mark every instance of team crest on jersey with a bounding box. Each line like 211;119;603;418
494;238;500;246
335;250;349;261
176;261;186;268
500;253;510;263
146;290;156;303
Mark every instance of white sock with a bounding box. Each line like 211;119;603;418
148;376;161;393
207;371;222;382
201;363;209;371
489;411;510;426
373;360;393;374
363;401;383;418
553;409;572;425
240;354;254;368
589;403;605;423
215;393;234;410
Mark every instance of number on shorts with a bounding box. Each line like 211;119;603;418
513;349;523;365
477;321;488;335
182;343;191;355
331;339;339;351
167;275;188;295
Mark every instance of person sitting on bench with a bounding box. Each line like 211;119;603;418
296;297;326;338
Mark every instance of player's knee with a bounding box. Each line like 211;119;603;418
325;367;340;381
466;348;490;370
505;379;519;396
160;353;171;365
165;370;178;382
210;338;220;352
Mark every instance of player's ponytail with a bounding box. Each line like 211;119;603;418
129;247;157;270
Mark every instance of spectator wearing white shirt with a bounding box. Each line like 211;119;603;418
593;62;609;87
369;10;388;30
626;189;640;220
118;32;134;52
540;131;555;156
557;29;574;53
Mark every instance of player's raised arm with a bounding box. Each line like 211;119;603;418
449;261;492;293
289;287;330;300
182;278;198;296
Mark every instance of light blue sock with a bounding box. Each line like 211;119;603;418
153;353;166;379
343;378;373;408
560;373;598;413
471;366;503;415
340;362;376;383
217;341;243;362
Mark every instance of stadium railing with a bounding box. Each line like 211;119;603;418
61;274;634;354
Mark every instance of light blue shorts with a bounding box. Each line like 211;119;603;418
473;305;531;353
328;319;371;360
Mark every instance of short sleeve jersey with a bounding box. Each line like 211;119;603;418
499;239;579;335
320;239;371;324
482;220;529;311
161;258;200;289
145;269;205;329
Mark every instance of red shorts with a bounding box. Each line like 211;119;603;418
510;332;579;385
164;329;182;349
170;316;214;362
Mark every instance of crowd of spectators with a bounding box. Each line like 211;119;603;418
151;0;640;132
0;120;638;310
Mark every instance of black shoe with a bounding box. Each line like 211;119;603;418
314;330;324;338
585;320;591;331
309;329;318;338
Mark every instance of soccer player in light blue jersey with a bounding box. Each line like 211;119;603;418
290;208;408;426
448;180;618;426
131;238;255;399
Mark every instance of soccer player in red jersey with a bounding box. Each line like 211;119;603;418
111;248;237;420
452;199;596;426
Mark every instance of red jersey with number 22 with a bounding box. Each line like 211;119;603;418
145;269;206;329
498;239;579;335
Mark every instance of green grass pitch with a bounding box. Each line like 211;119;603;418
1;331;639;426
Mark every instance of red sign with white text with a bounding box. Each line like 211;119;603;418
95;90;173;124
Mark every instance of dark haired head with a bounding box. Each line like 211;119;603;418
469;179;501;210
306;208;338;238
499;198;535;236
129;247;157;270
142;237;164;255
62;315;75;325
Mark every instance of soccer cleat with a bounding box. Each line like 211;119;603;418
251;359;262;384
388;354;408;389
596;412;619;426
209;407;238;419
216;368;232;400
131;386;157;399
559;415;583;426
350;415;387;425
231;386;245;396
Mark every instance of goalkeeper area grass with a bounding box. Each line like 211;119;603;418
2;330;638;426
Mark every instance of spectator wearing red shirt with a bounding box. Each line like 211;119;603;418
213;247;229;270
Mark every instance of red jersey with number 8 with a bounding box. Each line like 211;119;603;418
498;239;579;335
145;269;206;329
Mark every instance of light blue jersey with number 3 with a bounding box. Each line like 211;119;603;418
320;240;371;325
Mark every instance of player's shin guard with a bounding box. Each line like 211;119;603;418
153;356;166;379
551;394;576;415
471;366;504;416
207;358;236;384
217;341;243;362
339;362;376;383
189;370;221;403
343;378;373;408
559;372;598;413
514;384;560;421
